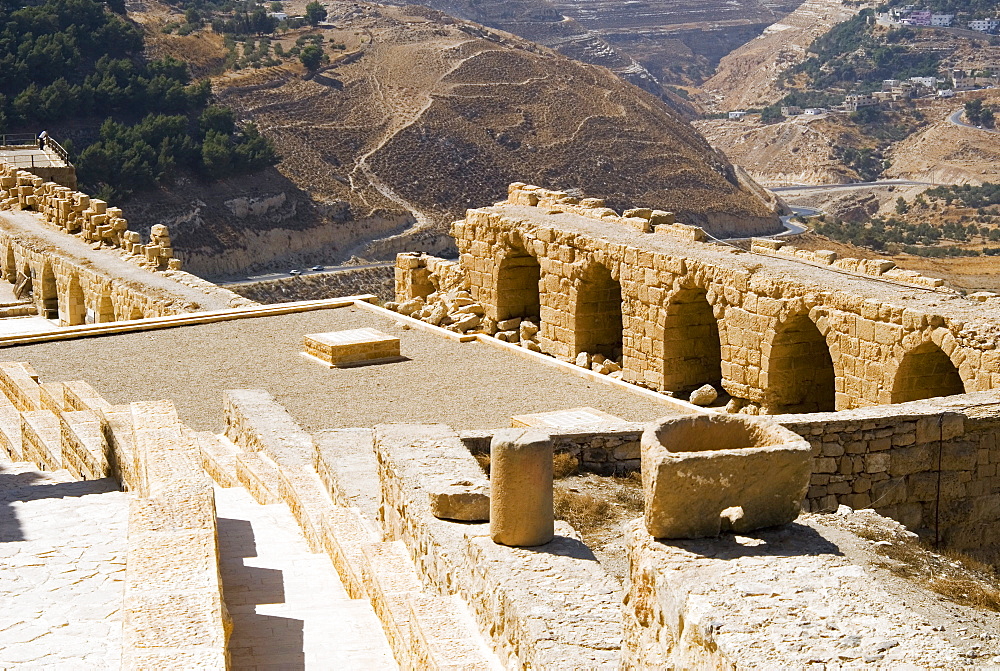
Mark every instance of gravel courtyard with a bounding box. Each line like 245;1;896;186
0;305;681;433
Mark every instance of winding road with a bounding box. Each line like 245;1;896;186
948;107;1000;134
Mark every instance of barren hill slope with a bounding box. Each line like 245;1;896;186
130;3;780;276
701;0;860;111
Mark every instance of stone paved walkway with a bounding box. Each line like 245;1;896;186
215;486;397;670
0;458;128;669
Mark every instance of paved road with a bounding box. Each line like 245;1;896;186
948;108;1000;134
218;261;395;286
770;179;934;193
718;206;818;242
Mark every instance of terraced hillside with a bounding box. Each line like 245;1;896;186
130;3;781;276
548;0;807;84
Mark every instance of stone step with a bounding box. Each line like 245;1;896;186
359;540;501;671
60;409;108;480
21;409;61;470
235;448;283;505
190;430;240;488
314;427;381;523
214;485;397;670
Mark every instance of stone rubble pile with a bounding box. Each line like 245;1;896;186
0;164;180;271
574;351;624;379
385;289;493;335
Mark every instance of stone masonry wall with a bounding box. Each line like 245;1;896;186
780;391;1000;564
435;182;1000;414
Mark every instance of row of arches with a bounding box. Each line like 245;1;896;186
0;246;146;325
493;247;967;414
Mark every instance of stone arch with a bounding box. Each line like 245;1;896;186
763;312;836;413
891;340;965;403
129;305;144;320
494;244;541;323
38;262;58;320
661;287;722;392
572;261;622;358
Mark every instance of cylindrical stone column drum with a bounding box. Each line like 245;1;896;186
489;428;554;546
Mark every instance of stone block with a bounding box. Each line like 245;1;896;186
641;415;811;538
511;407;628;430
303;328;402;367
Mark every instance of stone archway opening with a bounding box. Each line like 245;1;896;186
891;341;965;403
495;248;541;322
766;314;836;414
574;263;623;359
97;294;115;323
661;288;722;392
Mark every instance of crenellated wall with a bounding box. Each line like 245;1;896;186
422;182;1000;414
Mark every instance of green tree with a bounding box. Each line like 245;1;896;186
760;106;783;124
895;197;909;215
304;1;327;25
299;44;323;71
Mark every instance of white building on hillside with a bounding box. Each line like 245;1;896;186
931;14;954;27
968;18;1000;33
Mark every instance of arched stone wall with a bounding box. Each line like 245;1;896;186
448;185;1000;414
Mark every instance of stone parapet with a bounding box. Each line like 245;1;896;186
0;164;178;270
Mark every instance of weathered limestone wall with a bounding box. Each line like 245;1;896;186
0;164;178;269
780;391;1000;564
430;182;1000;413
460;425;642;475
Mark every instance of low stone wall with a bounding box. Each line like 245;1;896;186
460;425;642;475
780;391;1000;564
122;400;229;669
0;164;178;269
228;265;395;304
376;423;622;669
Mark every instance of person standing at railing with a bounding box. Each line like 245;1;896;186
37;130;48;150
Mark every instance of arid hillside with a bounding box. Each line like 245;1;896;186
701;0;860;111
127;3;781;276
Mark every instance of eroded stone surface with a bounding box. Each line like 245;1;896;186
0;460;127;669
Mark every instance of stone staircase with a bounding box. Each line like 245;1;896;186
0;362;502;669
215;390;503;669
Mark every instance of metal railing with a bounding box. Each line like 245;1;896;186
0;133;73;167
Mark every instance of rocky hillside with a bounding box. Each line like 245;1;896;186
701;0;860;112
127;2;781;277
547;0;806;85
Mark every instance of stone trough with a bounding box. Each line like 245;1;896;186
641;415;811;538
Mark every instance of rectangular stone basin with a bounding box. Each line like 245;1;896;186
641;415;811;538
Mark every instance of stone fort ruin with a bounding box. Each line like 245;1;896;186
0;170;998;668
